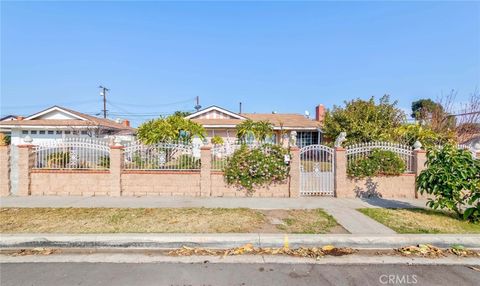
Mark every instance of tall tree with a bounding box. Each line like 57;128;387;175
137;115;205;144
322;95;406;145
172;111;192;117
411;99;443;122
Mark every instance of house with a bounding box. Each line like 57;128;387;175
0;115;18;137
459;123;480;150
0;106;136;145
0;115;18;122
186;105;325;147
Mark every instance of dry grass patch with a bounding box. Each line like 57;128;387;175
358;208;480;234
0;208;265;233
276;209;340;234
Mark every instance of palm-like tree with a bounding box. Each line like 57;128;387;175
236;119;273;144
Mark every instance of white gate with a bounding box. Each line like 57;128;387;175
300;145;335;196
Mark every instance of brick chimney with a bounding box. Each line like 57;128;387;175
315;104;325;122
122;120;130;127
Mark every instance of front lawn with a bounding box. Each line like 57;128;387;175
358;208;480;234
276;209;341;234
0;207;343;234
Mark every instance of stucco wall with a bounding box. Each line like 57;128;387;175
342;174;416;199
30;170;112;196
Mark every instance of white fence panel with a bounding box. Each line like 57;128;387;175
346;141;414;173
33;138;110;170
124;140;200;170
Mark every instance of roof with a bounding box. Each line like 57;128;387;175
186;106;247;120
243;113;321;129
0;105;136;134
191;114;320;130
0;115;18;121
186;105;321;130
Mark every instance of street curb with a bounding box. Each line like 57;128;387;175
2;234;480;249
2;254;480;265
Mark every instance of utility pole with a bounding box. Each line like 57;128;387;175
98;85;109;118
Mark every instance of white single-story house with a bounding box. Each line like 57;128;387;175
186;104;326;147
0;106;136;145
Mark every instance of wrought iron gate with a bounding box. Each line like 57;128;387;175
300;144;335;196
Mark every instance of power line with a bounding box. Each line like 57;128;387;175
108;97;196;108
106;100;194;117
1;99;101;110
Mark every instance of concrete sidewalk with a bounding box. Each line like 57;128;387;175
0;196;427;209
0;196;428;234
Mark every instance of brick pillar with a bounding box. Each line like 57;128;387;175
334;147;348;198
200;146;212;197
17;144;34;196
414;149;427;199
289;146;300;198
0;146;10;196
109;146;123;197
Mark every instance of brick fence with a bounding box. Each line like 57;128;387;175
1;144;476;198
0;145;299;198
334;147;428;199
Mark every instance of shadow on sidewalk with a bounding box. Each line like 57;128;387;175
360;197;427;209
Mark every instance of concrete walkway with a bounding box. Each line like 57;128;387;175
0;196;428;234
0;196;427;209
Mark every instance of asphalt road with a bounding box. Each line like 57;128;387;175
1;263;480;286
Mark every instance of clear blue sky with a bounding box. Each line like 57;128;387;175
1;1;479;126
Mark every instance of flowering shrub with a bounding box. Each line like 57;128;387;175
223;144;290;192
347;149;405;178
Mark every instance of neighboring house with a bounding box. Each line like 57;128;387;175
186;105;325;147
461;135;480;149
0;115;18;121
458;123;480;149
0;115;18;137
0;106;136;145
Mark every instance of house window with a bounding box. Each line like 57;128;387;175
30;130;37;135
296;131;320;148
39;130;45;135
72;131;78;135
22;130;28;135
265;134;277;144
48;131;54;135
56;130;62;134
64;131;71;135
81;131;88;135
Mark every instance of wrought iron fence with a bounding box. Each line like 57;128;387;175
345;141;414;173
33;138;110;170
124;141;201;170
